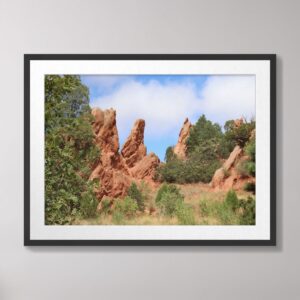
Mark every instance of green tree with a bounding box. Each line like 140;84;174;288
224;119;255;147
128;182;145;212
186;115;222;155
165;146;176;163
45;75;100;225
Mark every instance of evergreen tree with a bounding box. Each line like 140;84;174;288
45;75;100;225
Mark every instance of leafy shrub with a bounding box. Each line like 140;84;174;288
79;181;99;218
216;204;238;224
100;198;112;214
114;197;138;218
199;198;239;225
155;184;182;205
239;197;255;225
165;146;176;163
224;190;239;211
244;182;256;193
199;199;210;217
245;138;255;161
156;141;221;184
175;202;195;225
199;193;255;225
158;190;184;216
246;161;255;176
112;211;124;225
128;182;144;211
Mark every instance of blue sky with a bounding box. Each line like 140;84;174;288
81;74;255;161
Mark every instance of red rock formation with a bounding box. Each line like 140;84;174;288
210;145;243;189
130;152;160;180
121;119;147;167
210;119;255;191
90;108;160;200
90;108;130;199
173;118;192;159
122;120;160;181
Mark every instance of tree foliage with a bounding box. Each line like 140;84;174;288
156;115;223;184
224;119;255;147
45;75;100;225
127;182;145;212
157;114;256;185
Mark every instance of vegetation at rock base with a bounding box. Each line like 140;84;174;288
127;182;145;212
74;184;255;226
199;190;255;225
156;115;255;185
45;75;100;225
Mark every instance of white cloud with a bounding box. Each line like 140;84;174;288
200;75;256;125
91;76;255;143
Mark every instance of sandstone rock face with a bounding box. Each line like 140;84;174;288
210;143;255;191
90;108;130;199
121;118;160;181
130;152;160;180
121;119;147;167
92;108;119;154
210;145;243;189
90;108;160;200
173;118;192;159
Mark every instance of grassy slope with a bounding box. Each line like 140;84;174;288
74;183;254;225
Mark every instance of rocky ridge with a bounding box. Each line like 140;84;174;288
90;108;160;200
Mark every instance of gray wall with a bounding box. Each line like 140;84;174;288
0;0;298;299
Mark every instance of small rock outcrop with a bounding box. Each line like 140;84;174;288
90;108;160;200
210;119;255;191
210;145;243;189
130;152;160;180
173;118;192;159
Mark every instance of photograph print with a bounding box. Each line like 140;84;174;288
25;55;276;245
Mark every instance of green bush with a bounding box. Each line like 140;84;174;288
79;181;99;218
216;204;238;225
158;190;184;216
239;197;255;225
128;182;144;211
165;146;176;163
199;198;239;225
246;161;255;176
100;198;112;214
245;138;255;161
112;211;125;225
199;199;210;217
199;193;255;225
155;184;182;205
175;202;195;225
156;142;221;184
114;197;138;218
244;182;256;193
224;190;239;211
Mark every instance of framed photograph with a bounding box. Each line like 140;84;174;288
24;54;276;246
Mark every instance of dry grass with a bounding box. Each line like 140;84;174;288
74;182;254;226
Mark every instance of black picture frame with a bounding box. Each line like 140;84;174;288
24;54;276;246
